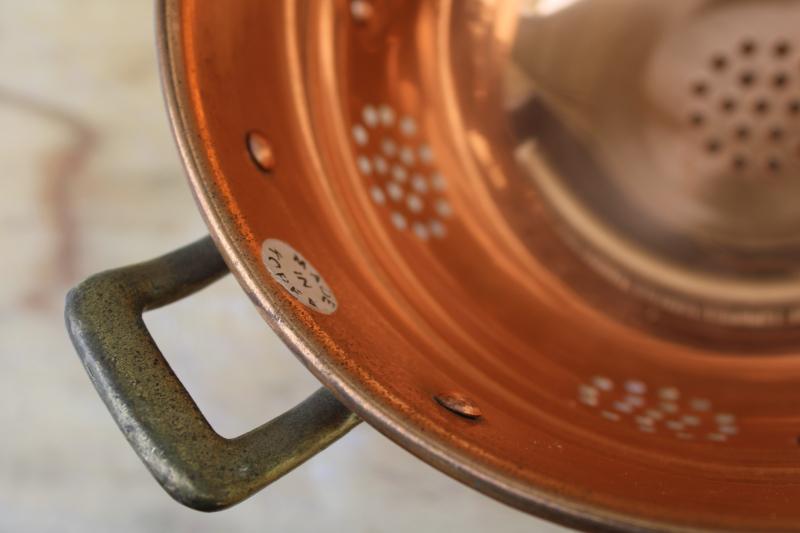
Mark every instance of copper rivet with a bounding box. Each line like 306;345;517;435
434;392;482;420
246;131;275;173
350;0;374;22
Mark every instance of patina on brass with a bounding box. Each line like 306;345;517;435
65;237;359;511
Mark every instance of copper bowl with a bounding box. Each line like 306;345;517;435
66;1;800;531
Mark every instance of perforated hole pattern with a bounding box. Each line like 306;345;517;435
352;104;452;241
578;376;740;443
687;37;800;177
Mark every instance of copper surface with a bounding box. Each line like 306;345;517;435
158;1;800;530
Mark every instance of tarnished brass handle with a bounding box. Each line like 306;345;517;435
65;237;360;511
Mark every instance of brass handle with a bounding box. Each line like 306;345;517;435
65;237;360;511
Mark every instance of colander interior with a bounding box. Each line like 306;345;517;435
164;1;800;530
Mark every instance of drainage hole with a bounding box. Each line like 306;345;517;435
711;54;728;72
706;139;722;154
740;39;758;57
773;72;790;89
774;40;792;58
740;71;757;88
721;98;737;113
691;81;709;97
734;125;750;141
754;99;771;115
689;112;705;127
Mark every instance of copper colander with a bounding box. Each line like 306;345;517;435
66;1;800;531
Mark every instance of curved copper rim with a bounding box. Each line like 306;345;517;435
154;2;769;531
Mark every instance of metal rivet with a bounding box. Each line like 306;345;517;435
434;392;482;420
246;131;275;173
350;0;373;22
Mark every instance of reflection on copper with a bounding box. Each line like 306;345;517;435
162;0;800;530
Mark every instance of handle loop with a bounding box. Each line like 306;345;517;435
65;237;359;511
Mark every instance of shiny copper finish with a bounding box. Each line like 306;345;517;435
507;1;800;340
158;0;800;530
